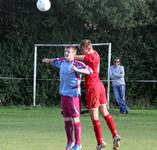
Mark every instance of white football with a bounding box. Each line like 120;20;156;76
36;0;51;12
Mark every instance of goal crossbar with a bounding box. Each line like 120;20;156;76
34;43;111;47
33;43;112;108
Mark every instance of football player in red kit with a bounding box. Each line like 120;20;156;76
75;39;120;150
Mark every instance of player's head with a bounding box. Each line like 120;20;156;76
64;46;77;61
80;39;93;54
114;57;120;66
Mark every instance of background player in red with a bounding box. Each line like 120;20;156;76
75;39;120;150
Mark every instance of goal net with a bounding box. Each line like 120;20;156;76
33;43;112;107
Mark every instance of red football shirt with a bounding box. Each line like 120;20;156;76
83;51;101;88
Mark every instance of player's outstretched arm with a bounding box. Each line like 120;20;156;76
42;58;55;64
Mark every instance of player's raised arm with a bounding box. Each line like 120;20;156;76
42;58;55;64
42;57;65;68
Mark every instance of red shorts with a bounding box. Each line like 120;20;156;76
85;82;107;110
61;96;81;118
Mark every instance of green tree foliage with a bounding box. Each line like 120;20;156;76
0;0;157;107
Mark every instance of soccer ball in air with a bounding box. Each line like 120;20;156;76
36;0;51;12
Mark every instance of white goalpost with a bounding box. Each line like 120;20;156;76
33;43;112;108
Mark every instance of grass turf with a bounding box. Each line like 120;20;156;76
0;107;157;150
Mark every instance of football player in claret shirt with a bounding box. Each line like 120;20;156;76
75;39;121;150
42;46;92;150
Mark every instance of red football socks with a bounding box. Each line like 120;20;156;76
92;120;103;144
104;114;117;138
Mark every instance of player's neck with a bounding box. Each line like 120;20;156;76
87;49;95;54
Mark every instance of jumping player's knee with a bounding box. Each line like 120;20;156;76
99;104;109;116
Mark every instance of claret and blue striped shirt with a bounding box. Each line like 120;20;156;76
52;58;87;97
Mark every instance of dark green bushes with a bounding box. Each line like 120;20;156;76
0;0;157;107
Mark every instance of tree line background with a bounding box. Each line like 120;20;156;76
0;0;157;108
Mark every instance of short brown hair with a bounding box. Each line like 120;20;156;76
80;39;92;50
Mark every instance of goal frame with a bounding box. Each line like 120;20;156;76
33;43;112;108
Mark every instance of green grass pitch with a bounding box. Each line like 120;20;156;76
0;107;157;150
